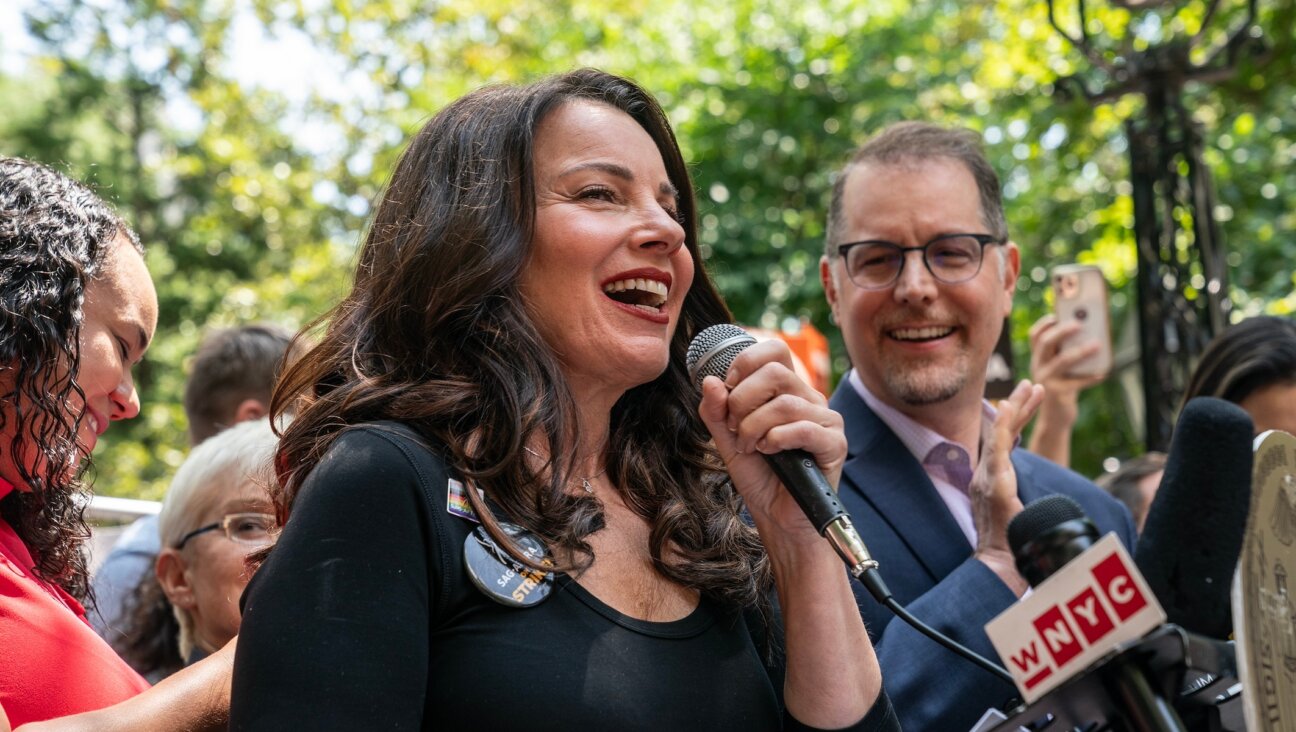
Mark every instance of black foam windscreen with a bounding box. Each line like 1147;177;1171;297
1008;494;1101;588
1007;494;1087;557
1133;396;1254;640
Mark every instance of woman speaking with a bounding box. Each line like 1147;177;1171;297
231;70;896;730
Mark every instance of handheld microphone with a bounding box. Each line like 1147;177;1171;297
686;323;877;578
687;323;1015;685
1134;396;1254;641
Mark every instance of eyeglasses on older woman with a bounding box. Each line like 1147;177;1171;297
174;512;278;549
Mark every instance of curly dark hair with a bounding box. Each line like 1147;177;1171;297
0;156;143;600
272;69;772;611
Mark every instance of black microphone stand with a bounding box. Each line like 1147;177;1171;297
1109;654;1185;732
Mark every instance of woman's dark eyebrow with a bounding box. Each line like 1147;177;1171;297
559;161;679;198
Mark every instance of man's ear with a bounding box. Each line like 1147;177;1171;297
232;398;268;426
155;548;195;610
821;255;841;321
1000;241;1021;316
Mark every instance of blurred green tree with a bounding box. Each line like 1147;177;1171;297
1;0;1292;490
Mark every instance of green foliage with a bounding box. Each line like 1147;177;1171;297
1;0;1293;492
2;0;355;499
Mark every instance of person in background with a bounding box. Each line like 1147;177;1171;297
91;324;297;658
818;122;1137;731
1027;314;1296;472
115;420;278;677
184;325;300;446
1024;313;1108;468
1094;316;1296;535
1095;451;1167;533
231;69;895;730
1095;316;1296;545
1181;315;1296;436
0;156;157;724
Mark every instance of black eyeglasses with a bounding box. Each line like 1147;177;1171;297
175;512;278;549
835;233;1004;290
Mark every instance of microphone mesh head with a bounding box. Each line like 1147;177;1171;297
1007;494;1086;558
686;324;756;389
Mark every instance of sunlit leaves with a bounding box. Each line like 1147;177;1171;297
2;0;1293;483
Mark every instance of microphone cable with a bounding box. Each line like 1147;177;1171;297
859;568;1014;685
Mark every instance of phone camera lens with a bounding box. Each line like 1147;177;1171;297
1075;308;1088;321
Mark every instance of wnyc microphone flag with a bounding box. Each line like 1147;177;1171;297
984;534;1166;703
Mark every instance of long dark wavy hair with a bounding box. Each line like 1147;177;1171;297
1181;315;1296;411
272;69;772;610
0;157;143;600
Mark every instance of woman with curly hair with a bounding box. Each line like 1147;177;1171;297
0;157;157;725
230;70;895;730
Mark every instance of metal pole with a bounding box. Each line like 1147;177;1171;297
1046;1;1259;450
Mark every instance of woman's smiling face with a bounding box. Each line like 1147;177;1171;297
0;235;157;491
71;236;157;457
521;100;695;395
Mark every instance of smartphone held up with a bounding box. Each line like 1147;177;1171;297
1051;264;1113;379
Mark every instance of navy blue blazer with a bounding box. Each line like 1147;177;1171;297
830;381;1137;732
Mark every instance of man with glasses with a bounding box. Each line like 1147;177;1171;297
819;122;1136;731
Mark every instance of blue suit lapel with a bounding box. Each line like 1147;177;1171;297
831;382;974;584
1012;451;1049;504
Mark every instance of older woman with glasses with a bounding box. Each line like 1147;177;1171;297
114;420;278;678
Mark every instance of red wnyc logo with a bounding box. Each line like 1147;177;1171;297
1010;550;1150;690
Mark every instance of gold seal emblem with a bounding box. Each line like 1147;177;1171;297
1235;430;1296;730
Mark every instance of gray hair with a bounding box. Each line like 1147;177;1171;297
157;418;279;658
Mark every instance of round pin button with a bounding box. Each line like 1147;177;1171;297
463;522;554;608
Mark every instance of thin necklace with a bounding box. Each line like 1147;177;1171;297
523;446;607;494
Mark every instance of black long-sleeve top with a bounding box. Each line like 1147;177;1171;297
230;422;899;731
